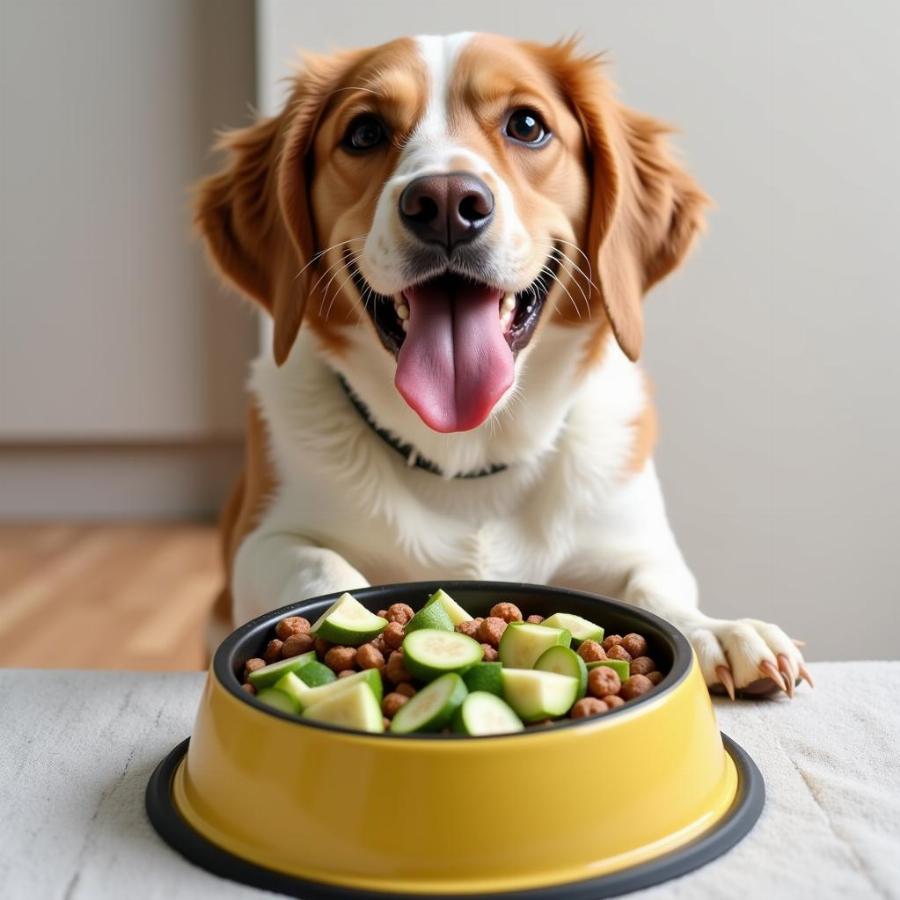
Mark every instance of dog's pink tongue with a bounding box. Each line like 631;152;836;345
395;280;512;433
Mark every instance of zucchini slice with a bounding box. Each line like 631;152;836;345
255;687;300;715
402;628;483;682
426;588;473;625
453;691;524;736
534;645;588;699
498;622;571;669
246;651;315;689
500;668;579;723
462;661;504;697
404;598;455;634
302;682;384;733
295;660;336;687
274;668;382;712
310;592;387;646
390;673;467;734
541;612;604;646
586;659;630;682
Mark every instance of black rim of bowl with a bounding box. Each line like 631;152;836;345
215;580;695;740
146;733;763;899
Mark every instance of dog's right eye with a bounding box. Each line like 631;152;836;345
342;115;388;152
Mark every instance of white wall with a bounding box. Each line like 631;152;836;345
0;0;258;519
0;0;257;440
258;0;900;661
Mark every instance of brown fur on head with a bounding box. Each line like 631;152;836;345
194;35;708;373
193;47;372;364
534;39;709;360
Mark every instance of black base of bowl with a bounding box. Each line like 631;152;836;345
146;733;764;900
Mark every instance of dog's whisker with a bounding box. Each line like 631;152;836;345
539;264;582;320
552;237;597;286
310;253;358;313
550;247;599;319
321;264;353;321
312;257;350;317
310;262;341;313
295;236;366;283
551;246;596;305
551;250;591;308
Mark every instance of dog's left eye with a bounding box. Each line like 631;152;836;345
504;108;550;146
342;114;388;152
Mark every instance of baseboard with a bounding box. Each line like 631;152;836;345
0;442;244;520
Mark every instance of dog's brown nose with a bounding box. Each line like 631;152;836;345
399;172;494;251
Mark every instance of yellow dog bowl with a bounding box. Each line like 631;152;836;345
147;582;763;898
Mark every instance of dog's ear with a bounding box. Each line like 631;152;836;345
557;49;709;361
194;53;357;365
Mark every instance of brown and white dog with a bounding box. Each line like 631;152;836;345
197;33;808;697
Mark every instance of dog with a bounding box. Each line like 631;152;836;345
196;33;808;697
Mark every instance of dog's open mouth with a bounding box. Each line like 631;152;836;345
347;252;559;433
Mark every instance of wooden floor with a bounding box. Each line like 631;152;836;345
0;524;220;670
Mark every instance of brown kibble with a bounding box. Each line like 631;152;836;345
263;639;284;663
490;602;523;623
577;640;607;662
621;674;654;700
604;694;626;710
383;717;391;730
385;603;414;625
394;682;416;698
570;697;608;719
376;609;387;618
382;621;405;650
338;669;357;679
455;619;480;639
630;656;656;676
602;634;624;651
281;631;315;658
314;637;332;657
382;692;409;718
324;646;357;672
647;670;664;685
477;616;507;648
480;643;499;662
606;644;632;662
357;643;385;671
385;650;411;685
243;658;266;681
526;614;544;624
588;666;622;699
241;682;257;695
370;634;387;655
526;718;555;728
275;616;311;640
622;633;649;658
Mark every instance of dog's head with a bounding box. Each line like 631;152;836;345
197;34;707;436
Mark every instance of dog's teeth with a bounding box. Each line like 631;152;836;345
396;303;409;320
501;294;516;314
401;319;409;332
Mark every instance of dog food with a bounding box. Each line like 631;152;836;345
239;589;667;735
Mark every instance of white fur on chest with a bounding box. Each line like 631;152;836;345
249;328;647;587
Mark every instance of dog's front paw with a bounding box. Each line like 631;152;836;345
685;617;812;700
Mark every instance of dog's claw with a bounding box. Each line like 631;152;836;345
716;665;736;701
798;663;815;688
777;653;795;698
792;638;806;648
759;659;787;694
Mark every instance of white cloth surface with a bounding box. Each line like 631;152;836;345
0;663;897;900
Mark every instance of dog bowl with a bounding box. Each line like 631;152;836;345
147;582;763;898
